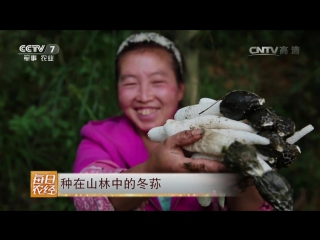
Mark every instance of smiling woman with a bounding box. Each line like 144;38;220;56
117;47;184;134
72;32;272;211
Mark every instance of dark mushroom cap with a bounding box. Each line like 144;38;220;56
276;143;301;168
247;107;278;131
255;130;287;158
253;170;293;211
223;141;262;176
276;116;296;138
220;90;265;121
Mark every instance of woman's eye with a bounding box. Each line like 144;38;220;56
153;80;164;84
124;82;136;86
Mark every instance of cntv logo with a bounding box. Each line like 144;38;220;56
249;46;279;56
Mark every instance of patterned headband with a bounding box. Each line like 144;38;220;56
117;32;183;73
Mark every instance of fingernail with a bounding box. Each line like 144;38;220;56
191;129;204;136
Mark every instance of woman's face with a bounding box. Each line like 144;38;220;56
118;48;184;133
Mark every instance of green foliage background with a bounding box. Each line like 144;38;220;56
0;30;319;211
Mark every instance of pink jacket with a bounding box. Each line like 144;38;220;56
73;115;272;211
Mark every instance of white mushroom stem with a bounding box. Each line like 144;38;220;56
184;129;270;156
191;153;225;207
174;101;222;120
196;196;212;207
256;152;270;161
250;154;273;177
218;193;226;208
147;122;269;147
147;126;167;142
286;124;314;144
256;152;277;165
211;129;269;145
184;131;241;156
165;115;256;136
199;98;216;104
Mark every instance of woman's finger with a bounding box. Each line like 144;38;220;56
164;129;204;148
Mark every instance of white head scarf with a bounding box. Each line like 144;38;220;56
117;32;183;73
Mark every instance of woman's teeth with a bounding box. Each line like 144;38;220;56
138;109;157;115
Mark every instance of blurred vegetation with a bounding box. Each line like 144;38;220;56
0;30;319;211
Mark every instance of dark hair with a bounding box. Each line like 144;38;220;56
115;41;185;86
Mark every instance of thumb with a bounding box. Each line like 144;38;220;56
165;129;204;148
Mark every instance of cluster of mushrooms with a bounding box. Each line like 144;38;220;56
148;90;314;211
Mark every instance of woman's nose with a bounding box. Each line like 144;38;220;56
136;83;153;102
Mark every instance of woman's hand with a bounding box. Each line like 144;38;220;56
110;129;228;211
143;129;227;173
